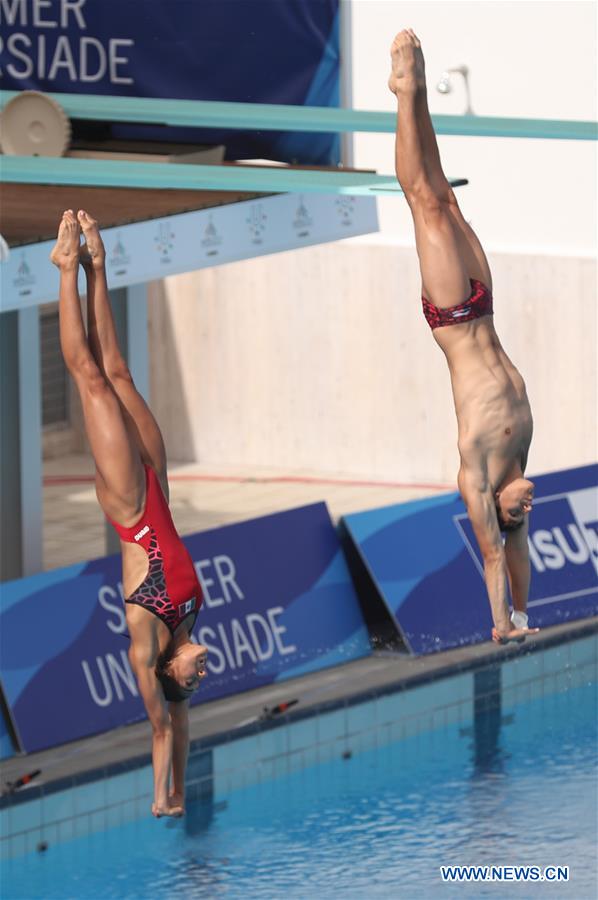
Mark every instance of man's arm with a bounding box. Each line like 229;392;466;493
504;516;531;618
460;471;512;636
129;643;183;817
169;700;190;810
460;468;539;642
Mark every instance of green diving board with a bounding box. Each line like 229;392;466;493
1;91;596;142
0;155;468;196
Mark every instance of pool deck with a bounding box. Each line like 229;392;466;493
2;453;596;802
42;453;454;571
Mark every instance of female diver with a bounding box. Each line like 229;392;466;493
51;209;206;817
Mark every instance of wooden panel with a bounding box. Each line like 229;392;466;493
0;183;263;247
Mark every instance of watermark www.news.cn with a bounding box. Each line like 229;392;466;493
440;865;569;883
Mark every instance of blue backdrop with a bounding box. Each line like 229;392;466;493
0;502;370;754
0;702;14;760
0;0;340;164
342;465;598;655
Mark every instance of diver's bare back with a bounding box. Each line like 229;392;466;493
435;316;533;487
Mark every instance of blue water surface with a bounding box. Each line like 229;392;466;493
2;676;596;900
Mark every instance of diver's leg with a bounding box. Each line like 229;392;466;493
78;210;167;491
389;30;469;307
51;211;144;519
407;30;493;290
389;30;491;302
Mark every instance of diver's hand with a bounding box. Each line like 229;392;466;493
492;626;540;645
152;799;184;818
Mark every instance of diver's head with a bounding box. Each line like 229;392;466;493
495;477;534;531
155;642;207;702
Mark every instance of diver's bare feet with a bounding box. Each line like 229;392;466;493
77;209;105;269
388;28;426;95
492;626;540;645
50;210;80;270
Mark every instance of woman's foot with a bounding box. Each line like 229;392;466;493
388;28;426;95
77;209;106;269
50;210;80;270
151;800;184;818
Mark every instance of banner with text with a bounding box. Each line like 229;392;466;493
342;465;598;655
0;0;340;164
0;502;371;753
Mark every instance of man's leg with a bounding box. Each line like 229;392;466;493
389;30;491;302
51;211;144;520
389;31;469;307
78;210;168;492
410;29;493;291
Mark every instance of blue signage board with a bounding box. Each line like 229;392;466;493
0;704;14;760
342;465;598;655
0;0;340;164
0;503;370;754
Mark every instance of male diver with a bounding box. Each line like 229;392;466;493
388;30;539;643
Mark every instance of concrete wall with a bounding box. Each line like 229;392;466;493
148;243;596;483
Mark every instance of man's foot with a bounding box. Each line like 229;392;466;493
77;209;105;269
492;626;540;645
388;28;426;95
50;210;81;269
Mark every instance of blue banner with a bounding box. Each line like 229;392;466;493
0;0;340;164
0;503;370;753
0;700;14;760
342;465;598;655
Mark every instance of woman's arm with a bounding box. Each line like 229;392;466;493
129;644;183;817
169;701;190;810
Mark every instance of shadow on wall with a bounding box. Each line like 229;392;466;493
148;280;195;462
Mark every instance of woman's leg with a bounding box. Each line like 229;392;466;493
51;211;144;521
389;30;492;304
78;210;168;493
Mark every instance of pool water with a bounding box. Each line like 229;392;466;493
2;659;596;899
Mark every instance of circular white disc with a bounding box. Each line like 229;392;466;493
0;91;71;157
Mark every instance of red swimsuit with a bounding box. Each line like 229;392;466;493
109;465;202;634
422;278;493;330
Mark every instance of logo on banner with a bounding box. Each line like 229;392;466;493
293;197;313;237
201;216;222;256
453;487;598;609
13;254;36;296
155;223;175;264
335;196;355;227
108;234;130;275
247;204;268;244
